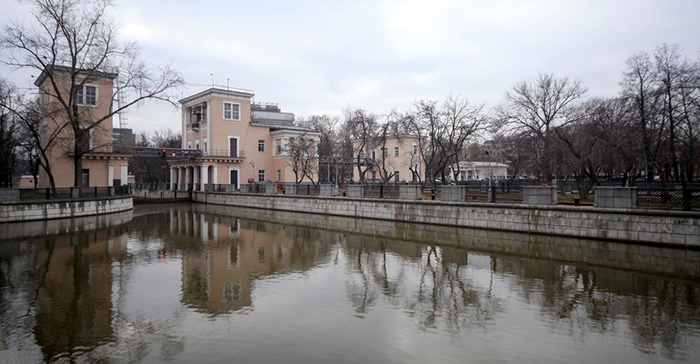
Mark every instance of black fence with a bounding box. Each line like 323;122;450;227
636;188;700;210
17;186;132;201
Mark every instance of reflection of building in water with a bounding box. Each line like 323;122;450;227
33;229;127;362
170;211;332;315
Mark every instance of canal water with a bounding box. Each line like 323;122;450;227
1;204;700;364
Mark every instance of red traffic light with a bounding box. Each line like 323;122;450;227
162;149;167;153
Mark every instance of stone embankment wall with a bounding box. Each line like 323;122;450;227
195;204;700;278
0;196;133;223
193;192;700;248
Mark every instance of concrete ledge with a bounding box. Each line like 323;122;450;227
193;191;700;248
595;187;637;208
523;186;557;205
0;196;133;223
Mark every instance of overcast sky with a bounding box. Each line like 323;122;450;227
2;0;699;134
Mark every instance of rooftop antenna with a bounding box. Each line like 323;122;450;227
226;78;230;90
210;73;214;87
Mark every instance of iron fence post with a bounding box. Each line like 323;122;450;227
683;187;692;211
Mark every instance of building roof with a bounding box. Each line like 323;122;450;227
452;161;510;168
178;87;254;104
33;65;118;87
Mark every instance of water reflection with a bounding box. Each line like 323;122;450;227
0;204;699;363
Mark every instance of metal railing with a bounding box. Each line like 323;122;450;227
16;186;132;201
202;149;246;158
636;188;700;210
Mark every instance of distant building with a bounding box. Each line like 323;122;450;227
112;128;135;151
351;136;425;183
449;161;509;181
168;87;320;190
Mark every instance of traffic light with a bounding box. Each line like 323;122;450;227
162;149;167;159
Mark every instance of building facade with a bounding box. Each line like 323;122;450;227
449;161;509;181
351;136;425;183
36;66;131;188
169;88;320;191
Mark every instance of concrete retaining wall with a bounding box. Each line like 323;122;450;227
192;191;700;248
0;196;133;223
196;204;700;278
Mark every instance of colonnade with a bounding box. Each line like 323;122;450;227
170;165;219;191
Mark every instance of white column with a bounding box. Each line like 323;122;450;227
120;164;128;186
212;165;218;185
193;166;199;190
185;166;192;189
178;167;184;190
107;164;114;187
201;164;209;188
171;168;177;191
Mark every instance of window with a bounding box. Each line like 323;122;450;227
412;143;418;156
277;170;281;181
258;140;266;152
258;170;266;182
382;148;388;158
394;147;399;157
371;171;376;181
371;150;376;160
223;282;241;302
79;126;93;151
81;169;90;187
395;172;399;182
258;247;266;262
187;141;192;149
76;85;97;106
223;102;240;120
359;150;365;159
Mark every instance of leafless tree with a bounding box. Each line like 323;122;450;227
0;79;70;191
0;84;19;186
620;52;664;182
285;133;318;185
405;95;486;189
1;0;183;187
300;114;345;184
496;74;587;182
129;129;181;184
344;108;378;183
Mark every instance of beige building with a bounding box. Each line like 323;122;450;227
449;161;509;181
35;66;131;188
351;136;425;183
169;88;320;191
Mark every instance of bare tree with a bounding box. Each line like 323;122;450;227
1;0;183;187
405;95;485;189
0;84;19;187
344;108;378;183
300;115;343;183
129;129;181;184
0;79;69;191
496;74;587;182
620;52;664;182
285;133;318;185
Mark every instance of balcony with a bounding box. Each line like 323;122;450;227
201;149;246;159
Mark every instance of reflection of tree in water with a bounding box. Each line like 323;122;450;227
343;237;503;333
407;246;503;335
495;257;700;360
